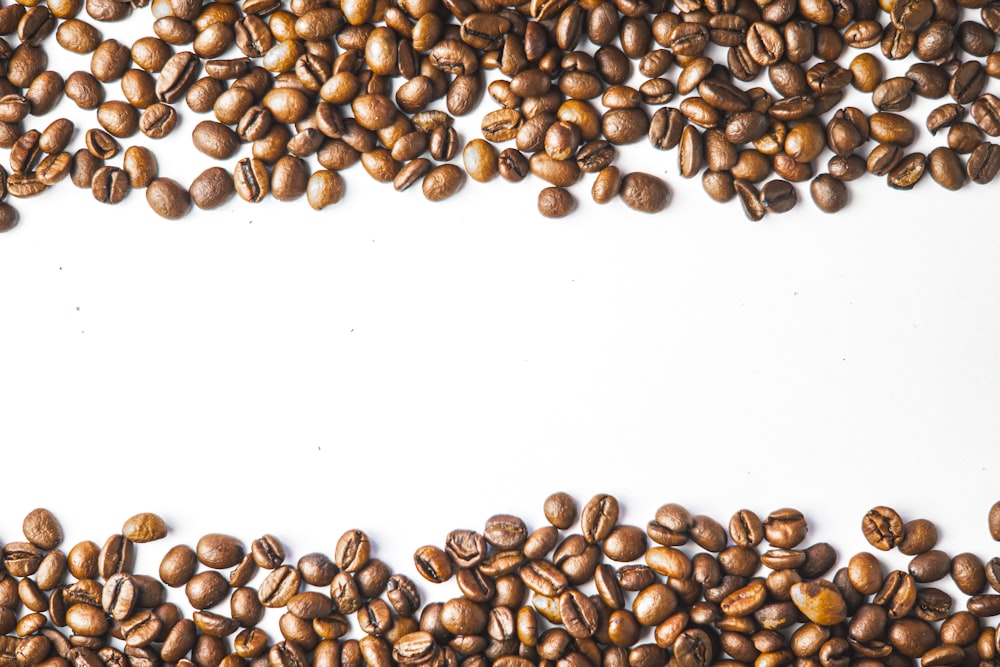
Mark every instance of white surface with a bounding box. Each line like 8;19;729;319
0;0;999;595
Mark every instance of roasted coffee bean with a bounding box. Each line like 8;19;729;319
907;550;950;583
270;155;308;200
120;69;157;109
810;173;847;212
413;546;453;583
951;61;987;104
969;142;1000;183
580;495;619;543
536;186;574;217
233;156;269;203
864;579;908;632
189;167;236;209
759;179;797;213
197;535;244;569
187;571;230;609
91;165;130;204
98;535;134;578
764;510;808;549
927;146;965;189
137;103;176;138
927;102;966;135
157;51;201;102
159;546;198;588
192;120;240;159
887;151;926;188
953;553;987;595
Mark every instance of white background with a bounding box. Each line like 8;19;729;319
0;0;999;617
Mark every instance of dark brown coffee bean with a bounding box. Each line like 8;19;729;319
136;103;176;139
97;535;134;578
874;570;918;618
907;63;948;98
191;119;240;159
887;152;927;188
484;516;529;551
121;69;157;109
810;173;848;212
197;535;244;569
701;169;736;203
186;571;229;609
913;587;952;622
952;553;987;595
763;509;807;549
927;146;965;189
258;565;300;606
131;36;172;72
95;100;139;138
615;171;669;212
727;510;763;547
57;19;102;53
0;204;21;233
413;546;453;583
967;141;1000;183
186;76;226;113
535;186;574;217
393;632;438;666
828;154;866;181
158;545;197;588
91;165;130;204
971;94;1000;136
270;155;308;200
70;149;102;189
758;179;797;213
861;507;905;550
951;61;986;104
580;495;619;543
906;550;950;583
157;51;201;102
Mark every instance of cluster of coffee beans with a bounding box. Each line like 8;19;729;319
2;0;1000;227
5;498;1000;667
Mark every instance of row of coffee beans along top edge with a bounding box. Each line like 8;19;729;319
4;0;1000;227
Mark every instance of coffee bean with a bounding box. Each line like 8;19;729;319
413;545;454;582
91;166;132;201
140;103;178;138
862;507;905;550
270;155;308;200
258;565;300;607
145;177;191;218
759;179;797;213
928;146;965;190
122;514;167;544
791;581;847;625
184;167;232;210
542;493;577;530
874;569;918;618
612;171;669;213
536;186;575;218
22;509;63;551
810;173;848;212
764;509;808;549
887;152;927;189
953;553;987;595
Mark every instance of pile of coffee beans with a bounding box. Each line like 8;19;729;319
4;498;1000;667
1;0;1000;228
